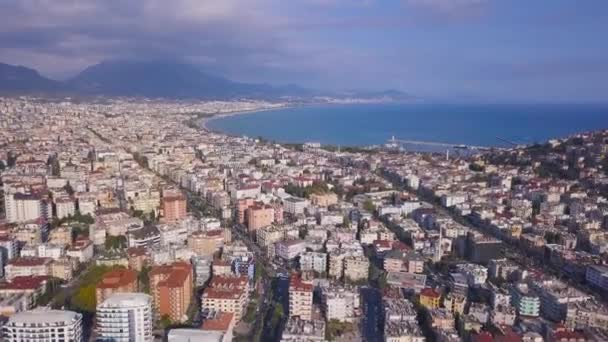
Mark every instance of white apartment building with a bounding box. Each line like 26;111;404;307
299;252;327;274
276;240;306;261
323;287;360;322
283;197;308;216
96;293;153;342
55;197;76;219
2;309;83;342
20;244;66;259
6;193;48;223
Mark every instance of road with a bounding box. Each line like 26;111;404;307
361;287;384;342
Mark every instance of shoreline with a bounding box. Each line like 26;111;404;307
199;105;296;133
195;103;608;152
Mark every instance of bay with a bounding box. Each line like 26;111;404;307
206;103;608;148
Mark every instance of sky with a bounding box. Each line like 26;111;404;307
0;0;607;102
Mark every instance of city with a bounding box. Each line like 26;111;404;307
0;96;607;342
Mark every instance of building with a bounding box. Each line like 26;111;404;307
162;191;187;222
466;232;502;264
419;288;441;309
246;204;275;232
586;265;608;291
6;193;49;223
344;256;369;282
566;299;608;330
96;269;139;306
510;283;540;317
276;239;306;261
534;279;590;322
386;272;427;293
150;262;193;323
192;256;213;286
2;309;83;342
310;193;338;207
49;226;73;246
299;252;327;274
289;275;313;320
322;286;359;322
126;246;149;272
201;276;249;322
188;230;227;256
168;329;224;342
96;292;153;342
283;197;308;216
4;257;52;281
55;196;76;219
385;320;425;342
281;317;325;342
200;310;236;342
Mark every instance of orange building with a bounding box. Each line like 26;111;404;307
419;288;441;309
246;204;274;232
162;191;187;222
95;269;138;305
150;262;193;323
236;198;255;224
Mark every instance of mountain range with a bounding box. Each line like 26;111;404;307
0;60;413;101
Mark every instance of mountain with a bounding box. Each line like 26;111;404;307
0;63;65;94
68;60;239;98
0;60;413;101
67;60;314;99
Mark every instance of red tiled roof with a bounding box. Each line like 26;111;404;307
202;312;234;331
8;257;51;267
420;288;441;299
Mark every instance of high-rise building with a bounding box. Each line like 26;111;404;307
162;191;187;222
289;275;313;320
96;269;139;306
2;309;83;342
150;262;193;323
96;293;153;342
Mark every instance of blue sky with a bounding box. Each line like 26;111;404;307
1;0;607;102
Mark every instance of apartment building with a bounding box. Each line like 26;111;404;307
289;275;313;320
2;309;83;342
95;269;139;306
150;262;193;323
201;276;249;322
162;191;187;222
96;293;153;342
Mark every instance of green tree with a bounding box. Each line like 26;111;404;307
159;315;172;329
105;235;127;250
72;284;97;313
138;266;152;294
363;199;376;213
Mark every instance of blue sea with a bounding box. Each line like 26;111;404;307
206;104;608;148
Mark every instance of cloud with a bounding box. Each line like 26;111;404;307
403;0;488;11
0;0;292;78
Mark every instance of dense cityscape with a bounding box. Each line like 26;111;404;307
1;96;608;342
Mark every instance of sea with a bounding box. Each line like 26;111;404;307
206;103;608;148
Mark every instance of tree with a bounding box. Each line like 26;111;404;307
138;266;152;294
363;199;376;213
159;315;172;330
72;284;96;313
105;235;127;250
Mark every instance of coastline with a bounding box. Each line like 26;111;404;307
196;103;608;152
199;105;296;133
